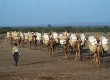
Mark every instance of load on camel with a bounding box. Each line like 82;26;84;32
59;31;71;59
69;33;86;61
28;32;37;50
47;31;58;56
87;35;109;68
69;33;77;53
43;33;49;47
6;31;13;43
6;31;25;47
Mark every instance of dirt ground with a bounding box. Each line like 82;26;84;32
0;33;110;80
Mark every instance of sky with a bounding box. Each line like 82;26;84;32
0;0;110;26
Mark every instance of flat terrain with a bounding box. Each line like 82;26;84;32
0;33;110;80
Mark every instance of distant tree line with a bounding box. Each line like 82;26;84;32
0;26;110;33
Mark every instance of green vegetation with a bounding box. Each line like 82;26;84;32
0;26;110;33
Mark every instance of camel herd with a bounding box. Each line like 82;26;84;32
6;31;109;68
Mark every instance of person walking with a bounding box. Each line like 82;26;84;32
12;43;20;66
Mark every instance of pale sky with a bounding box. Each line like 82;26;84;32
0;0;110;26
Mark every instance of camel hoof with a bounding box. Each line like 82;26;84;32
51;55;55;57
93;59;95;62
98;65;101;68
65;56;69;59
79;59;82;61
65;56;67;59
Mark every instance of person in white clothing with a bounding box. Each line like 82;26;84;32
12;43;20;66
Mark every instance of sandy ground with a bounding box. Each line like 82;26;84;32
0;33;110;80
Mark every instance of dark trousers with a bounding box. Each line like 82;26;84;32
13;52;19;63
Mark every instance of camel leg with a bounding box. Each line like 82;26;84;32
78;55;81;61
51;48;54;56
78;50;82;61
40;44;43;51
64;47;68;59
35;43;37;50
48;47;51;56
93;53;96;62
17;41;20;48
52;47;54;56
98;52;101;68
29;41;32;49
75;51;78;60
